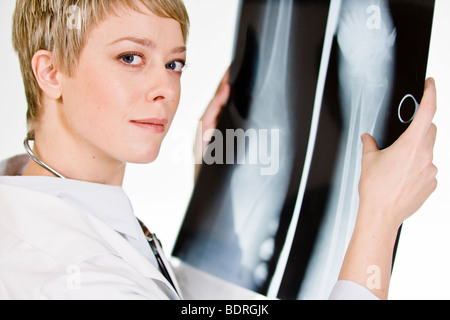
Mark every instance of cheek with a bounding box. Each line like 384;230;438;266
66;66;137;130
169;79;182;115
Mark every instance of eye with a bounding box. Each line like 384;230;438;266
119;53;144;66
165;60;185;73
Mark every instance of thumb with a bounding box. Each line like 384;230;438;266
361;133;379;154
215;80;230;106
215;69;231;105
205;70;230;116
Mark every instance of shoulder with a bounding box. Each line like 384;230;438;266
0;183;113;265
0;155;28;176
0;225;169;300
0;184;173;300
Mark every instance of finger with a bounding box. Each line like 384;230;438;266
211;69;231;107
216;79;230;106
201;69;231;125
361;133;379;154
426;122;438;151
222;67;230;85
214;68;230;98
424;164;438;195
408;78;437;136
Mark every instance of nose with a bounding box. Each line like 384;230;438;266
145;66;177;104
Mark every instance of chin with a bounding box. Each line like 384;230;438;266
124;146;162;164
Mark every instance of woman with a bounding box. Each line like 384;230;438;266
0;0;437;300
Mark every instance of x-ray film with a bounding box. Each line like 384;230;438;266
173;0;435;300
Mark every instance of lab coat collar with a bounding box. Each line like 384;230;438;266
0;183;181;300
0;155;141;243
0;182;114;266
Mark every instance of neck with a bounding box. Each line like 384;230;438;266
23;131;127;187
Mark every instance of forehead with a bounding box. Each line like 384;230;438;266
86;3;185;49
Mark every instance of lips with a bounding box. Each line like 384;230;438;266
130;118;168;133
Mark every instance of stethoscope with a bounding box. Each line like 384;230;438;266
24;137;66;179
23;136;181;298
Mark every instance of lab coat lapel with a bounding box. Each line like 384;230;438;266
86;213;183;300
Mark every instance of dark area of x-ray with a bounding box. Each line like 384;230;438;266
173;0;435;300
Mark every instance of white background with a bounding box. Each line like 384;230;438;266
0;0;448;299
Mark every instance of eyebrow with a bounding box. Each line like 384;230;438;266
108;36;186;54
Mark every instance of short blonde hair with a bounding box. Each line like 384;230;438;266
12;0;190;134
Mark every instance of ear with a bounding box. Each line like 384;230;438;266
31;50;63;100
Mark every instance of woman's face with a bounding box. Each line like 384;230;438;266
59;4;186;165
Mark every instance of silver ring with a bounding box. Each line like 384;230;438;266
398;94;419;124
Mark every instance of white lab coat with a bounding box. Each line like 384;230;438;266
0;182;180;300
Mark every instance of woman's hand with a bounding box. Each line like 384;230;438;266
194;69;230;179
359;78;438;229
339;78;438;300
